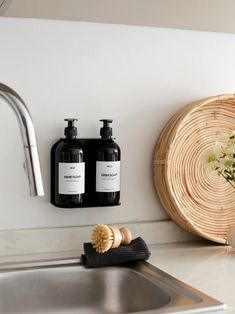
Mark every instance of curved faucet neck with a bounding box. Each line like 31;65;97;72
0;83;44;196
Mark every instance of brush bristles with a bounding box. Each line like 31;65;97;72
91;224;114;253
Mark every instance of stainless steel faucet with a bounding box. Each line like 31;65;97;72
0;83;44;196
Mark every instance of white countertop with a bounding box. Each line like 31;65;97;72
0;241;234;313
148;241;235;313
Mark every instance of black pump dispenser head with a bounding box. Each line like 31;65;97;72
100;119;113;138
64;118;78;138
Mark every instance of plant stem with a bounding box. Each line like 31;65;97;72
219;171;235;189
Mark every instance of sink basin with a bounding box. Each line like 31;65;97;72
0;258;225;314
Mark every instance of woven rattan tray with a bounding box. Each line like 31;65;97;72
153;94;235;244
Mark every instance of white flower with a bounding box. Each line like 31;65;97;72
203;130;235;184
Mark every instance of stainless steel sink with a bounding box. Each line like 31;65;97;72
0;258;226;314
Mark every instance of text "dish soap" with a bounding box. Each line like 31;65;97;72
96;119;121;205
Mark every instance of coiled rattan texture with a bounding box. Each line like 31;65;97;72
153;95;235;244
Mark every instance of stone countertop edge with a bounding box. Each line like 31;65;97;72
148;241;235;313
0;241;234;313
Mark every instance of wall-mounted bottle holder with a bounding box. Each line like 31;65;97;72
51;138;121;208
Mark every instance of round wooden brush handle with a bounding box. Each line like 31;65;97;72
109;226;132;248
120;227;132;245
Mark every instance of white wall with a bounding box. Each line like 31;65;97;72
0;17;235;230
4;0;235;34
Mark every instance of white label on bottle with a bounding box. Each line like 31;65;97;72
59;162;85;195
96;161;120;192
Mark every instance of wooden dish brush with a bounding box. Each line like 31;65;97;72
91;224;132;253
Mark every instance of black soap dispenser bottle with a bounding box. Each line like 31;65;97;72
96;119;121;205
51;119;85;208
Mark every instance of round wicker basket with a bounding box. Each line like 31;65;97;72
153;94;235;244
